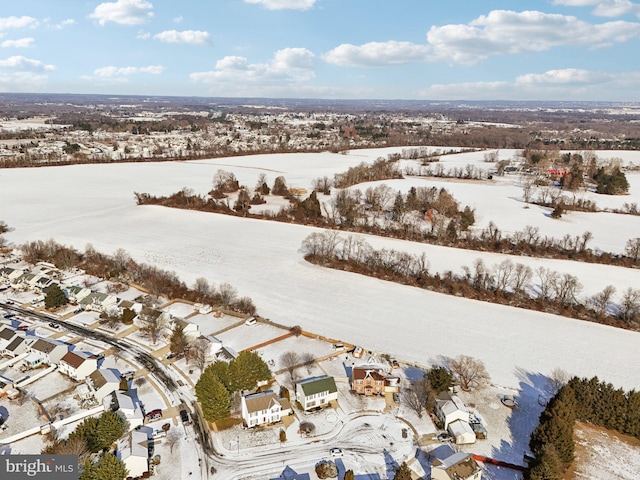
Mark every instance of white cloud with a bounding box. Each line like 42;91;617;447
553;0;640;17
0;55;55;72
190;48;315;90
243;0;317;10
515;68;612;85
136;30;150;40
89;0;153;26
54;19;76;30
153;30;211;45
173;15;183;23
419;68;640;100
425;10;640;64
0;16;39;30
92;64;164;77
322;41;431;67
1;38;34;48
323;10;640;67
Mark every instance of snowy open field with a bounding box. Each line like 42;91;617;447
1;148;640;393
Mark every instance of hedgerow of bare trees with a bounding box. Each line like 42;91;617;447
300;230;639;331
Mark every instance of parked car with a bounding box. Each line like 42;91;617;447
121;371;135;381
329;448;343;457
180;409;191;425
48;322;60;329
244;317;256;326
152;429;166;439
17;325;29;331
145;409;162;421
437;432;453;442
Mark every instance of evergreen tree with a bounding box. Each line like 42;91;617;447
207;360;231;390
121;307;136;324
392;192;405;221
45;284;68;308
93;411;127;452
195;368;231;421
392;462;412;480
300;191;322;219
530;386;576;466
272;176;289;196
426;366;453;393
80;452;128;480
169;324;188;355
228;351;271;392
344;470;355;480
459;205;475;230
527;444;563;480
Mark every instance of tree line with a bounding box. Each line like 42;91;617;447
18;238;257;315
527;376;640;479
301;230;640;331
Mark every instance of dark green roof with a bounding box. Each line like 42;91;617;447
299;376;337;396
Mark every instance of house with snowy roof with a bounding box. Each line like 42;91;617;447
241;390;291;428
23;338;68;368
116;429;149;478
431;452;482;480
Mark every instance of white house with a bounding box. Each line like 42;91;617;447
64;285;92;303
105;390;144;430
58;351;98;381
241;390;292;428
2;335;29;357
171;318;200;342
448;419;477;445
85;368;121;402
116;429;149;478
0;327;19;352
23;338;68;368
435;392;469;430
78;292;118;312
295;376;338;411
431;452;482;480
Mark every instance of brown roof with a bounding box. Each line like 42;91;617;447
6;336;25;351
31;339;58;354
244;391;289;414
61;351;86;369
0;327;17;340
352;366;386;382
89;369;107;389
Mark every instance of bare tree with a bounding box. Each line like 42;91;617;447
548;368;571;395
300;352;315;374
590;285;616;318
193;277;212;298
449;355;491;391
280;351;301;384
166;430;181;454
618;288;640;326
402;374;433;418
188;337;211;374
138;311;166;345
493;259;514;293
312;176;333;195
217;282;237;307
625;237;640;262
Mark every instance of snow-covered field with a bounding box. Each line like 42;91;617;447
1;148;640;394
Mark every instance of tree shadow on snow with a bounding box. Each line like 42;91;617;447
488;368;551;478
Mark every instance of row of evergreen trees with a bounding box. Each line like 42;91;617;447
527;376;640;479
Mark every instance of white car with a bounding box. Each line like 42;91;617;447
329;448;343;457
244;317;257;326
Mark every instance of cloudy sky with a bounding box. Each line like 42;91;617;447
1;0;640;100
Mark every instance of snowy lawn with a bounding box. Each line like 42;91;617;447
216;322;289;352
183;311;241;337
23;371;77;403
0;396;45;442
254;334;335;372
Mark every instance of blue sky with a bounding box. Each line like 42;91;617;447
1;0;640;100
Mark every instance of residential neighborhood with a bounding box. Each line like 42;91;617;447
0;251;529;480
